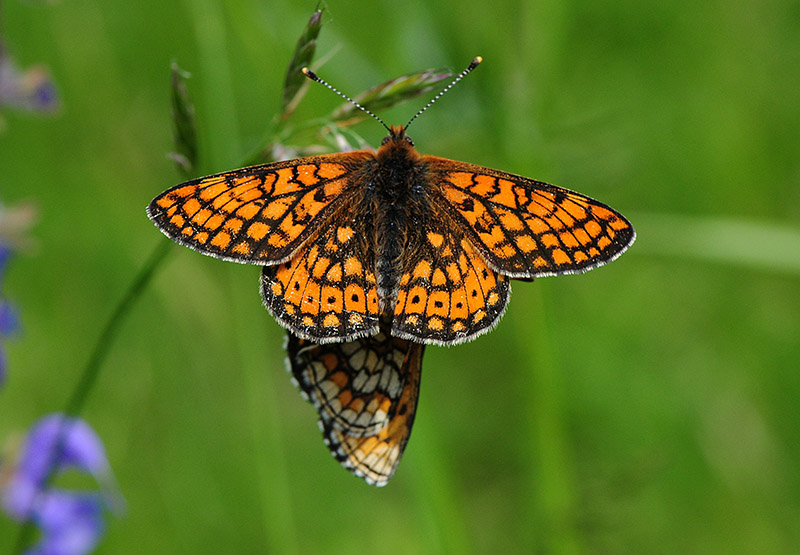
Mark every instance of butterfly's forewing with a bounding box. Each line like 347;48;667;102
261;206;381;343
147;153;371;265
391;208;510;345
286;330;424;486
425;157;635;278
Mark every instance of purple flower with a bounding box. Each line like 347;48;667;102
1;414;123;555
0;46;59;114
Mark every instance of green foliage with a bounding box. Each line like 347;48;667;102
1;0;799;553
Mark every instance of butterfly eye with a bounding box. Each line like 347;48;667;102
404;135;414;147
381;135;391;145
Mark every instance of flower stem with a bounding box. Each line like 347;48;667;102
14;240;171;554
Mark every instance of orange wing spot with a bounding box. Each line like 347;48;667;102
427;317;444;331
270;281;283;296
300;282;321;313
278;218;304;242
326;264;343;282
302;315;314;326
210;231;230;249
198;180;229;201
247;221;270;241
224;218;244;233
263;198;292;219
541;233;560;248
427;232;444;248
296;165;321;186
231;241;251;256
573;251;588;263
322;179;346;197
499;211;524;231
517;234;537;253
489;179;517;207
344;257;363;276
267;233;286;248
170;184;196;199
181;227;194;237
608;217;629;232
588;247;601;257
448;171;475;189
404;314;420;326
191;208;213;225
182;198;202;217
559;231;580;248
449;290;469;319
274;168;301;195
316;163;347;179
526;217;549;235
412;260;432;281
562;200;587;221
585;219;602;238
445;263;461;283
472;309;487;323
399;272;411;286
471;175;496;197
426;291;449;317
337;226;354;244
165;205;178;217
348;313;364;326
533;256;549;268
344;284;367;312
597;236;612;250
321;286;343;311
323;313;341;328
403;287;428;314
204;214;225;230
487;291;500;306
169;214;186;228
479;225;507;249
431;268;447;287
195;231;209;244
452;321;466;333
552;249;571;266
395;289;407;310
578;228;594;245
312;257;331;279
236;202;261;220
367;289;379;310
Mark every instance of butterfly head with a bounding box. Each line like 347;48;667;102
381;125;414;147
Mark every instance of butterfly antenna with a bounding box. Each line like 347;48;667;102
404;56;482;131
302;67;391;133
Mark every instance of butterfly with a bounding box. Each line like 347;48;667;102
147;57;635;485
285;325;424;487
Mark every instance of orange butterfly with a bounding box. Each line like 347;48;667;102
148;57;634;485
149;59;634;346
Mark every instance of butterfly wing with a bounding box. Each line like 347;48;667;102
424;157;635;278
261;204;381;342
286;330;424;486
391;208;510;345
147;153;372;264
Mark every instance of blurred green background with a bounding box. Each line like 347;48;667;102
2;0;799;552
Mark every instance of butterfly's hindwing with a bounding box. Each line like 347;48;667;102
286;330;424;486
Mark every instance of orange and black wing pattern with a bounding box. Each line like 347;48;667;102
391;205;510;345
425;157;636;278
147;153;370;265
286;329;424;486
261;208;381;343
